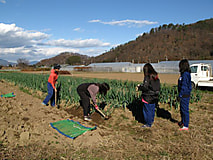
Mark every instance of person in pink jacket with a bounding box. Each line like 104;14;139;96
42;64;61;106
77;82;110;121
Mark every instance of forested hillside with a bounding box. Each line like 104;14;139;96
36;18;213;66
93;18;213;63
36;52;90;66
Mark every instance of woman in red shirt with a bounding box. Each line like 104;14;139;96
42;64;61;107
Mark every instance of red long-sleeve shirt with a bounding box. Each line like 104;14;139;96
48;69;58;89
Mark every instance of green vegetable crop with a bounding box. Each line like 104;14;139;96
0;72;202;116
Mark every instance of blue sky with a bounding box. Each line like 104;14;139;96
0;0;212;63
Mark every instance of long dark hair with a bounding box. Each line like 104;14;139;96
143;63;158;80
97;82;110;95
179;59;191;73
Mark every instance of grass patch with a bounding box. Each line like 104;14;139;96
121;114;129;120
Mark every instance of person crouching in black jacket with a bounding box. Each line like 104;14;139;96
137;63;160;128
77;82;110;121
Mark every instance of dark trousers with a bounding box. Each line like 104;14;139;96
143;103;155;127
180;97;190;127
43;82;55;106
77;86;90;116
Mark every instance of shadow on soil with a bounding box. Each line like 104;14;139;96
127;98;145;124
127;98;178;124
55;82;62;109
155;105;178;123
197;86;213;91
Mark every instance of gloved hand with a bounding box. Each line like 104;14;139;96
95;104;99;110
135;84;140;91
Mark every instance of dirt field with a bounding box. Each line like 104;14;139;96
0;72;212;159
71;72;180;85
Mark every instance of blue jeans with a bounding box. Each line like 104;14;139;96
43;82;55;106
143;103;155;127
180;97;190;127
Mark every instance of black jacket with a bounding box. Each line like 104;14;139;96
77;83;97;97
138;75;160;104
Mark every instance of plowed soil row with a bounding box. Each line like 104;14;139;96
0;73;212;159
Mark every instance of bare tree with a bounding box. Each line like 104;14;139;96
17;58;29;68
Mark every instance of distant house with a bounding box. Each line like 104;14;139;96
60;64;90;71
88;62;143;72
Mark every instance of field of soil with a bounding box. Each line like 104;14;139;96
71;72;180;85
0;72;212;159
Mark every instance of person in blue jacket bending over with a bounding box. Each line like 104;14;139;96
178;59;192;131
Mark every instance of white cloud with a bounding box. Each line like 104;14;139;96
80;48;107;57
45;39;110;48
89;19;158;27
89;20;101;23
0;23;49;48
0;45;107;62
0;0;6;4
0;46;81;62
39;47;80;57
0;23;110;49
73;28;81;31
0;46;31;54
73;27;85;32
0;23;112;62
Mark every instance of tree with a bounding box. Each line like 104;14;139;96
66;56;81;65
17;58;29;68
158;25;162;31
168;23;174;29
149;28;155;34
162;24;168;30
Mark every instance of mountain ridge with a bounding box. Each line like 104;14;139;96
36;18;213;66
92;18;213;63
0;59;16;66
36;52;90;66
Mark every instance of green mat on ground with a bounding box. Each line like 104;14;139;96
50;119;96;139
1;92;15;98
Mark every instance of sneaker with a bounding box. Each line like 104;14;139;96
141;124;151;128
42;102;47;106
179;126;189;131
84;116;92;121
